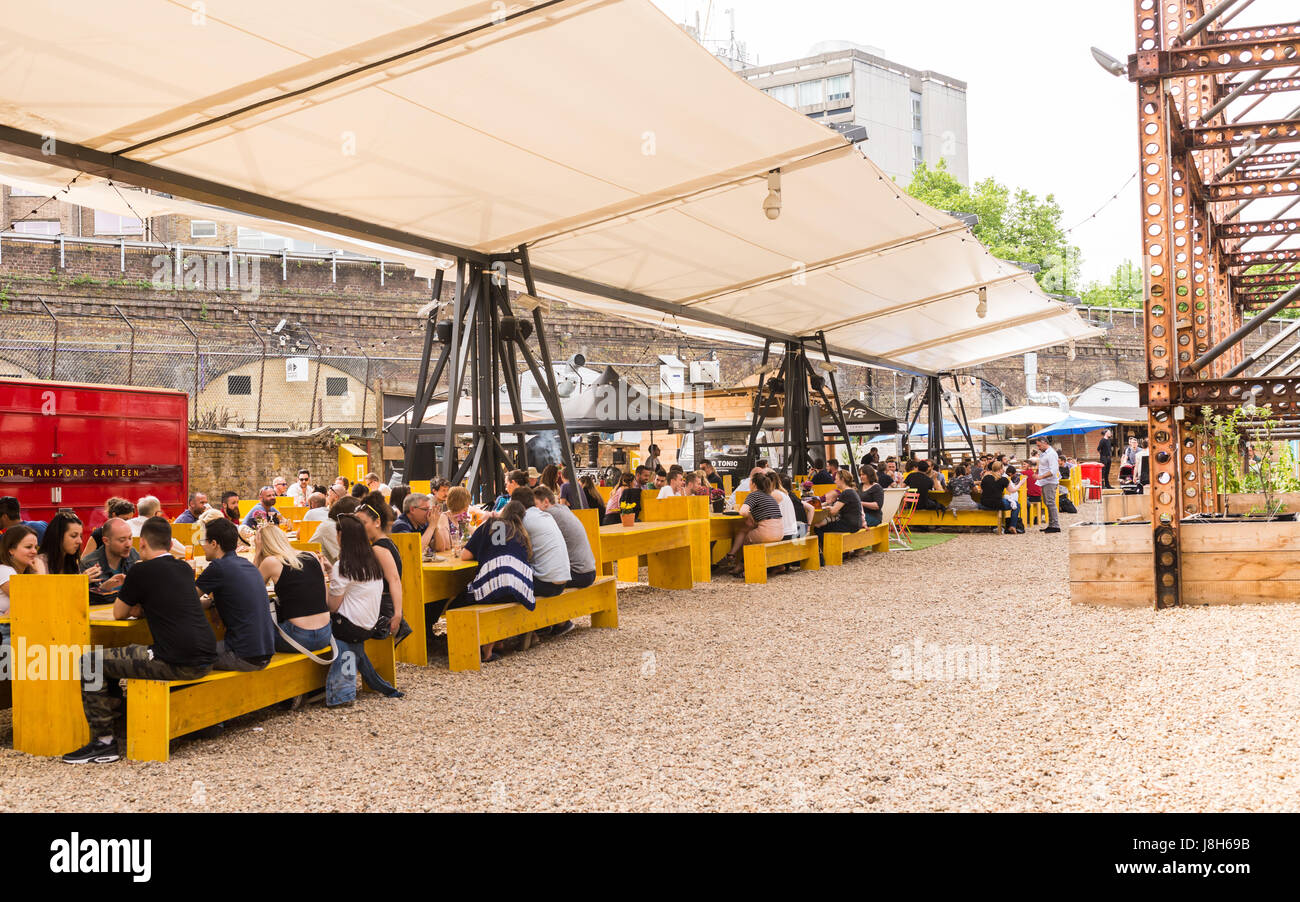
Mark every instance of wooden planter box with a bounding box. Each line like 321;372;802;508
1070;521;1300;607
1098;491;1300;523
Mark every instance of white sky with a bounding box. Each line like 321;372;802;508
655;0;1296;286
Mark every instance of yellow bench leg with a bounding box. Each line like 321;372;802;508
616;557;638;582
873;528;890;553
743;546;768;584
824;534;844;567
800;539;821;571
126;679;172;763
445;609;482;672
589;582;619;629
364;637;397;689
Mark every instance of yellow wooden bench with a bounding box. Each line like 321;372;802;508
125;637;395;762
445;577;618;672
742;535;820;583
821;524;890;566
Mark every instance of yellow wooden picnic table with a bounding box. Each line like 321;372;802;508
597;520;695;590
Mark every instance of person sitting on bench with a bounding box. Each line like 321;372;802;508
859;465;885;526
809;459;834;485
254;521;333;657
978;460;1023;535
511;486;571;600
64;516;217;764
816;469;864;536
904;459;946;513
721;471;785;577
196;518;277;672
324;514;403;705
534;485;596;639
450;501;535;664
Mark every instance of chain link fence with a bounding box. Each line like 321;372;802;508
0;306;424;432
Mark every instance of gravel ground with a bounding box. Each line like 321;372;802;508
3;513;1300;812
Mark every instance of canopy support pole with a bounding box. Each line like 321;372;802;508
926;375;944;462
745;339;776;469
814;330;858;485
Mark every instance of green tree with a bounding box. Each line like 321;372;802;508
1079;260;1143;308
906;160;1081;294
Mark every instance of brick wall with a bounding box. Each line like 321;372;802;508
188;430;377;498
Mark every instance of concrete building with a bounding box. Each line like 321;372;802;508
737;41;969;186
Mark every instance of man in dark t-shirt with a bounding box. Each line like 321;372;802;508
904;459;946;512
65;516;217;764
809;459;835;485
196;518;276;671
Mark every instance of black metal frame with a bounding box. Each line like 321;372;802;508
401;248;585;507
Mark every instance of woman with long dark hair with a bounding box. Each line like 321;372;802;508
450;500;534;663
579;475;604;511
354;492;409;645
39;511;93;575
324;514;403;706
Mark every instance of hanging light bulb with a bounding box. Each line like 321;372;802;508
976;285;988;319
762;170;782;221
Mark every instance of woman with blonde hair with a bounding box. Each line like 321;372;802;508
254;523;335;658
434;485;473;552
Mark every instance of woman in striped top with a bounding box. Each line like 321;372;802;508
449;500;534;663
720;472;785;576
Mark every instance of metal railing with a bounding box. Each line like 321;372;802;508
0;303;425;433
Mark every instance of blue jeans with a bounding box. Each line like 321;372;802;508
864;510;882;527
999;498;1023;532
274;620;334;656
326;640;400;706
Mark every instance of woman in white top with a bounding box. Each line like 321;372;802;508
768;470;801;540
322;514;401;707
0;526;46;640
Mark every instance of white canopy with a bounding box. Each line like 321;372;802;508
0;0;1101;374
970;405;1077;427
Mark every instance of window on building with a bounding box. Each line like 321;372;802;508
325;376;349;397
11;220;59;235
797;79;824;106
191;220;218;238
765;84;797;107
826;74;850;102
913;144;924;169
911;91;923;132
7;186;44;197
237;226;334;254
227;374;252;396
93;210;143;235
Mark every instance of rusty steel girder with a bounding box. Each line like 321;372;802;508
1224;247;1300;267
1240;77;1300;96
1233;270;1300;288
1217;217;1300;240
1150;377;1300;409
1188;118;1300;150
1204;175;1300;202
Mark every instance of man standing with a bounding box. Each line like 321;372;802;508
1097;428;1118;491
288;469;312;505
174;491;209;524
1035;437;1062;534
196;518;277;671
80;517;140;604
63;516;216;764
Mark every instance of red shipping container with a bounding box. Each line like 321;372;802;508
0;379;188;528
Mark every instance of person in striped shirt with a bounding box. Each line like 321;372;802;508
720;471;785;576
448;501;534;664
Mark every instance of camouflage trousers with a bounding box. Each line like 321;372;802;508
80;644;211;735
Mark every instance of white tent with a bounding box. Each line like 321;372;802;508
0;0;1101;374
1072;380;1147;425
970;405;1075;427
